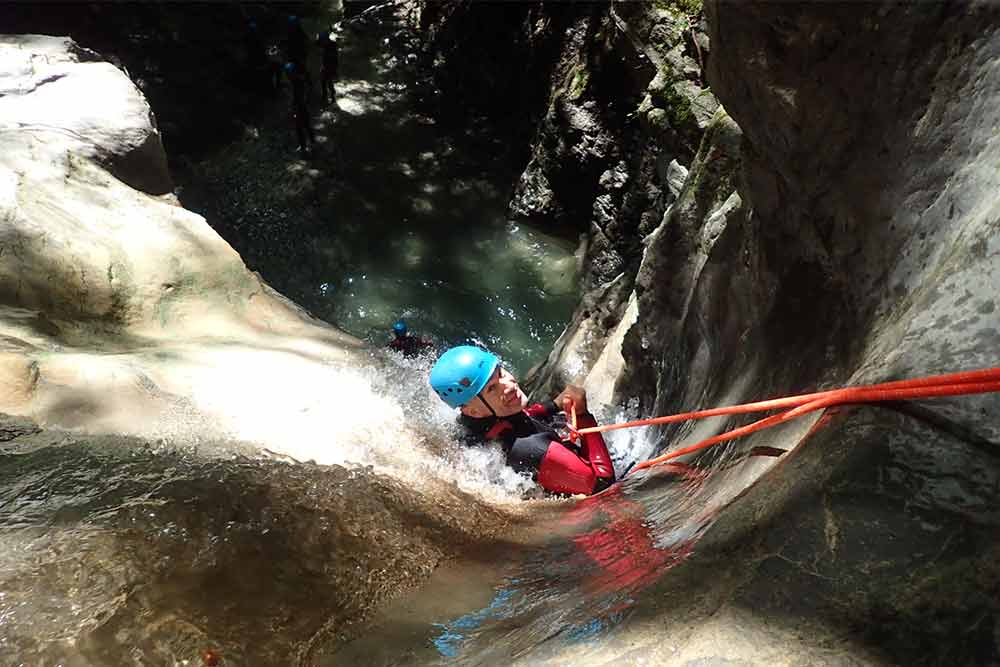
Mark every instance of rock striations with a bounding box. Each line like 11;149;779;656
417;1;1000;664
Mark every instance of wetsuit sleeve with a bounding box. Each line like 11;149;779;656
573;412;615;486
511;412;614;496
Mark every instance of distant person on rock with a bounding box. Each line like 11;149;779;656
266;43;284;95
285;62;315;153
286;15;312;94
317;29;340;106
387;320;433;357
429;346;615;496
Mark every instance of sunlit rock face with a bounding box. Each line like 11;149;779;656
0;34;399;449
0;35;172;195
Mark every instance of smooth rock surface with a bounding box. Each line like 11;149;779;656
0;35;403;462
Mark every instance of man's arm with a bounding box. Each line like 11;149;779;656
542;385;615;494
571;411;615;484
506;415;616;496
534;410;614;494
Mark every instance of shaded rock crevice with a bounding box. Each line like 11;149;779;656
413;1;718;399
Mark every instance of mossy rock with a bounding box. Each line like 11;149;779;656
649;75;697;137
643;106;671;134
568;66;590;101
649;16;687;48
652;0;703;16
674;79;719;129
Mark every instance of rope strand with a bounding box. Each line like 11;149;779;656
573;367;1000;476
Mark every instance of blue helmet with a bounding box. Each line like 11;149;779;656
392;320;407;335
284;62;295;73
429;346;499;409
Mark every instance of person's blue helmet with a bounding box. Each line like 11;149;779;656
284;62;295;73
429;346;499;409
392;320;407;335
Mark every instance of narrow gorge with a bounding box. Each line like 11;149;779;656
1;1;998;665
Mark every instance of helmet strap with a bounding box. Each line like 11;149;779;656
476;393;497;418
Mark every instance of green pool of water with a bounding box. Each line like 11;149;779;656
313;220;579;375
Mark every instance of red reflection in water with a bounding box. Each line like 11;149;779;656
566;463;711;598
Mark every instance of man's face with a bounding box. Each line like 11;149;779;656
461;366;528;418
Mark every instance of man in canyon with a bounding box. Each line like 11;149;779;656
285;62;315;153
429;346;615;496
387;320;433;357
285;15;309;72
243;20;267;93
317;28;340;106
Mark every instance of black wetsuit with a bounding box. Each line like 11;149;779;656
289;70;314;149
460;401;615;495
286;24;308;69
388;334;433;357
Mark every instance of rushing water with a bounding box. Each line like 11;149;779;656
0;388;793;665
320;422;798;666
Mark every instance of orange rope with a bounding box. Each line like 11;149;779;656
578;367;1000;437
565;367;1000;476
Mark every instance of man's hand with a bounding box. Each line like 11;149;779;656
555;385;588;415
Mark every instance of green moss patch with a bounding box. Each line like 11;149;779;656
568;66;590;100
652;0;703;16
